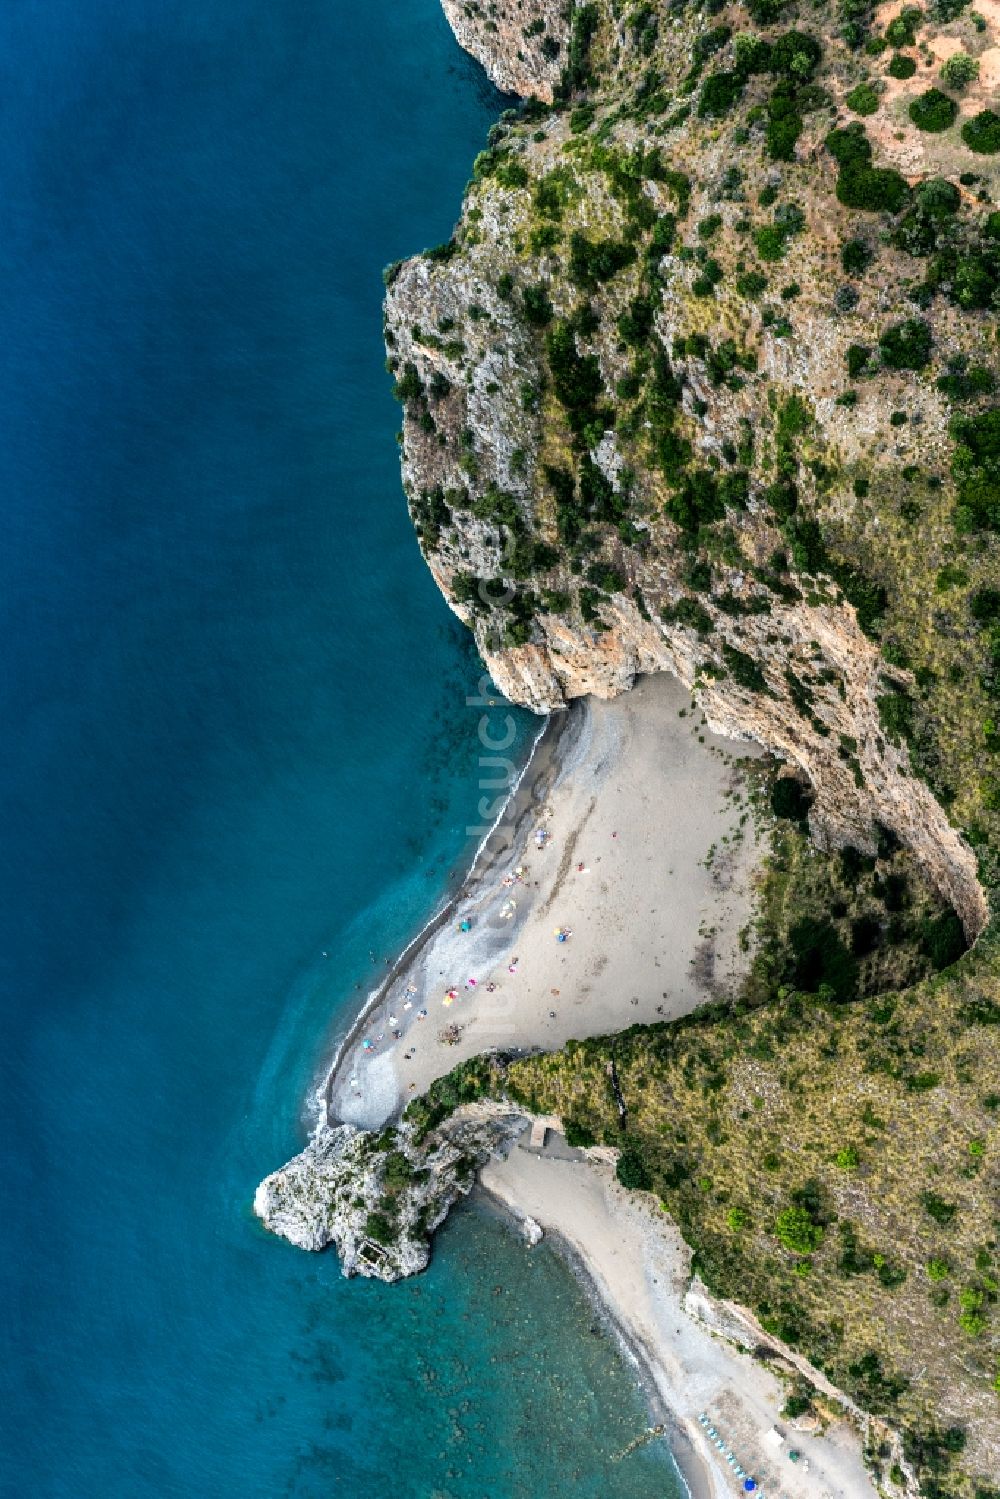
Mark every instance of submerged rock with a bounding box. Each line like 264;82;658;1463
521;1215;544;1247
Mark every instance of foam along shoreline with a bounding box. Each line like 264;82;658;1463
327;670;767;1132
315;707;563;1120
319;707;569;1121
481;1134;881;1499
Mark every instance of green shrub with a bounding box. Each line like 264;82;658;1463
691;23;733;72
767;85;803;160
569;102;596;134
563;1;600;92
920;910;966;970
962;110;1000;154
737;269;769;298
775;1205;824;1254
841;237;873;274
546;323;608;439
522;284;554;328
909;89;959;133
827;122;874;169
918;176;962;222
365;1210;396;1245
585;561;626;593
568;231;636;289
789;917;859;1000
782;1391;813;1418
722;643;768;692
494;158;530;190
879;318;932;370
771;776;812;821
921;1192;957;1224
662;597;714;636
971;588;1000;623
877;689;914;743
756;226;788;261
847;343;872;377
959;1307;987;1336
769;30;823;79
617;1146;653;1191
887;53;917;79
951;407;1000;531
937;364;995;400
699;70;746;118
846;82;880;116
564;1117;597;1148
692;257;724;296
940;52;979;90
838;162;911;213
665;468;726;531
733;34;772;73
886;7;922;46
617;294;656;345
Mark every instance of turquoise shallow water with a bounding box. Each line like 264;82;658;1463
0;2;684;1494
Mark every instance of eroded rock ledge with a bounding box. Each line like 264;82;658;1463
253;1104;525;1281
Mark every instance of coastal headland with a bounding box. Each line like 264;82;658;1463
256;0;1000;1494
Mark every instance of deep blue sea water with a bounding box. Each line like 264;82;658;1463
0;3;684;1495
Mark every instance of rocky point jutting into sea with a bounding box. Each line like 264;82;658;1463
258;2;1000;1496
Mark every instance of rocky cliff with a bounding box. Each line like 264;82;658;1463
254;1104;525;1281
386;0;999;943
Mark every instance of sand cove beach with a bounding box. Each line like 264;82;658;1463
308;668;884;1499
327;671;765;1131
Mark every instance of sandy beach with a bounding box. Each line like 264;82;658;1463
292;669;881;1497
328;671;766;1130
481;1133;880;1499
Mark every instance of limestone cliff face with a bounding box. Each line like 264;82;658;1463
385;249;988;942
383;3;996;941
440;0;568;103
